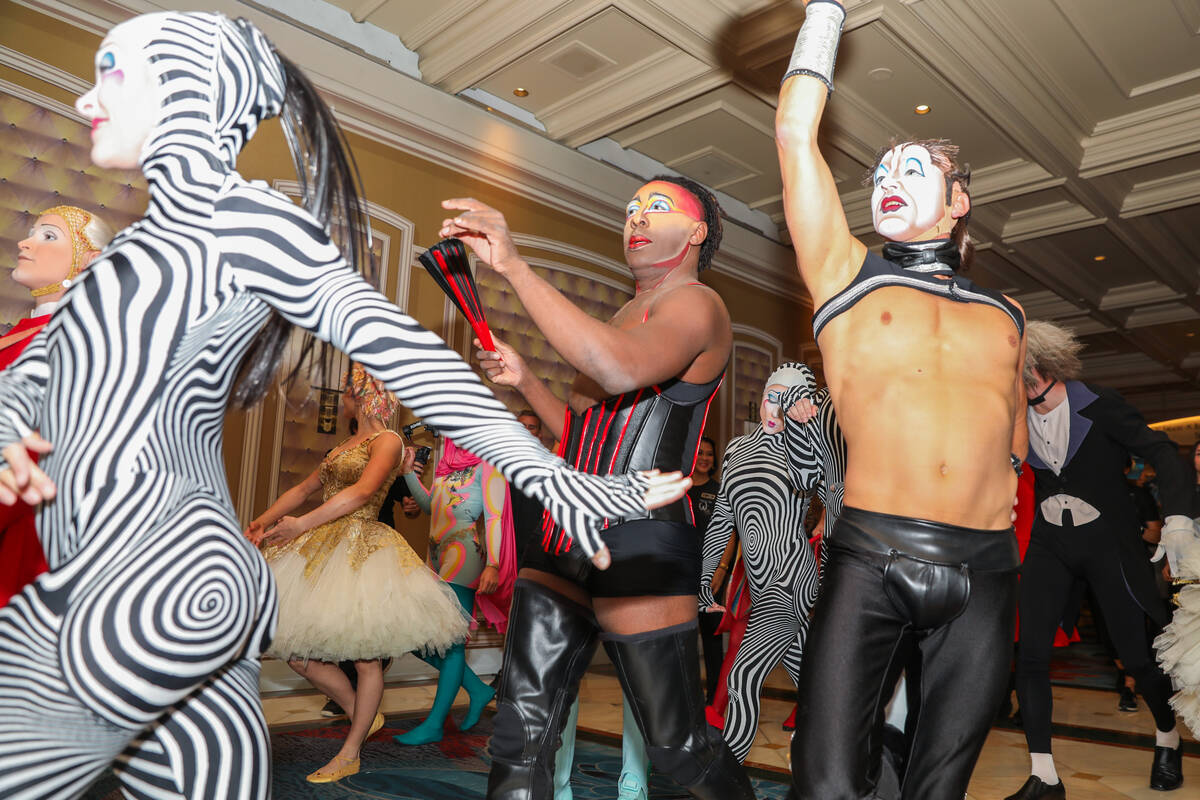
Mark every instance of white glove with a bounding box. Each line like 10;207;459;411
1154;515;1200;579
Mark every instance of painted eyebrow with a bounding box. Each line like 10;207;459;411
904;156;925;173
646;192;675;203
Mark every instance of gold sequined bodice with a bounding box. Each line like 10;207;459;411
261;431;420;576
319;433;403;520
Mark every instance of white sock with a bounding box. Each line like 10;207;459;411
1030;752;1059;784
1156;728;1180;749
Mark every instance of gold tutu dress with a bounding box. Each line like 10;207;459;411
261;432;471;662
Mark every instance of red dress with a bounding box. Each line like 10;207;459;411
0;316;50;607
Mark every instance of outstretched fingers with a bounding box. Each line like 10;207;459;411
641;469;691;510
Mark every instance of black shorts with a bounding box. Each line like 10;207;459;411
520;519;701;598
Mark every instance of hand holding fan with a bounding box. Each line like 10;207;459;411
418;238;497;351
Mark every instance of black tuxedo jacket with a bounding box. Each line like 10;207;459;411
1026;381;1186;624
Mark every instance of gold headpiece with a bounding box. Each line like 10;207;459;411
30;205;104;297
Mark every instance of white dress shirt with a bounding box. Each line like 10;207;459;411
1027;395;1100;526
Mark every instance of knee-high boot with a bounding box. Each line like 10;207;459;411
603;621;756;800
487;580;598;800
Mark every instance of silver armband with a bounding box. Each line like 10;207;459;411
782;0;847;92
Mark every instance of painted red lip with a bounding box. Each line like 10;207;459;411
91;117;108;132
880;195;906;213
628;235;652;249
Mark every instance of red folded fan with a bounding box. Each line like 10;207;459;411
418;238;496;351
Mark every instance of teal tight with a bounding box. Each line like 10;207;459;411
394;583;496;745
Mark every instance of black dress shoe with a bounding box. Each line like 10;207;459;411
1004;775;1065;800
1118;686;1138;712
1150;745;1183;791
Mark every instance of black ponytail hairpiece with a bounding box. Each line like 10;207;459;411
229;51;376;408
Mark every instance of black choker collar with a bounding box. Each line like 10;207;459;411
882;239;959;276
1027;380;1057;407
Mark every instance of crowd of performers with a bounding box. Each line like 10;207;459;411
0;2;1198;799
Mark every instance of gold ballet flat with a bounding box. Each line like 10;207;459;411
368;712;385;738
305;756;360;784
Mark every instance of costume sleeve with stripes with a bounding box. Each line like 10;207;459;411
699;439;740;609
780;383;824;493
0;327;51;470
218;184;646;557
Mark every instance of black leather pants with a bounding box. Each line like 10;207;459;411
791;507;1018;800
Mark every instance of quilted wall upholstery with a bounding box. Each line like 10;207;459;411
476;260;633;443
0;93;145;331
733;344;773;436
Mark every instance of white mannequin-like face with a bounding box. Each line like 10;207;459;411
75;15;164;169
760;383;787;435
871;144;952;242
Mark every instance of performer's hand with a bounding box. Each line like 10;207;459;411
642;469;692;510
0;433;55;506
245;520;266;546
262;516;305;547
785;396;818;424
477;565;500;594
705;603;726;614
477;336;527;388
440;198;523;275
402;496;421;518
399;447;417;475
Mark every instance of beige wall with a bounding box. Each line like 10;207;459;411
1;3;815;549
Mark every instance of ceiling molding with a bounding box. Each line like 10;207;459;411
1003;200;1105;243
0;43;90;95
1099;281;1184;311
1080;92;1200;178
0;76;85;124
1120;167;1200;218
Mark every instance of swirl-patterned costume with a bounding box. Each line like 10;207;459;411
0;12;652;800
697;363;822;762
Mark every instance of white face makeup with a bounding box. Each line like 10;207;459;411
75;16;164;169
760;383;787;436
870;144;949;242
14;215;74;291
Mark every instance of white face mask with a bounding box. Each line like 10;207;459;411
75;16;164;169
760;383;788;436
870;144;948;242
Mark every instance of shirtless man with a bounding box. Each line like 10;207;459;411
439;175;753;799
776;2;1027;797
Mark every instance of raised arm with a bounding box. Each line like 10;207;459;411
442;199;730;395
219;185;680;564
476;336;568;441
776;0;866;306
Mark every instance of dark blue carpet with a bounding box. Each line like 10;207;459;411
84;714;793;798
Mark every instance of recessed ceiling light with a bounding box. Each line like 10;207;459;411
1188;332;1195;337
868;67;893;82
513;87;529;97
914;104;931;115
1093;255;1106;261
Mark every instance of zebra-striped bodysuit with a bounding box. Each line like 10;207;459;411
0;13;650;799
697;366;824;762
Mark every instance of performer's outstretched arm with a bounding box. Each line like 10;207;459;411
220;185;686;563
776;0;865;306
442;199;729;395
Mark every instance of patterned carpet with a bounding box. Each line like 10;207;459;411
84;715;794;799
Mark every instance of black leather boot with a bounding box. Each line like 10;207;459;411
1150;744;1183;791
486;581;598;800
603;621;756;800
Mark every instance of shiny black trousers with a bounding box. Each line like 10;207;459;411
791;507;1019;800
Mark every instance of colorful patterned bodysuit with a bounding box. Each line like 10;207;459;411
406;463;506;588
